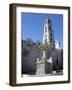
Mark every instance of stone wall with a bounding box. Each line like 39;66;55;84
46;48;63;71
22;40;63;74
22;40;43;74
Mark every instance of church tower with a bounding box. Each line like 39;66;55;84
43;18;55;49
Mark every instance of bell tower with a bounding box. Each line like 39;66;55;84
43;18;55;48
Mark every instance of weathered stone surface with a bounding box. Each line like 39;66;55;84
22;41;43;74
22;40;63;74
36;60;45;75
36;57;53;74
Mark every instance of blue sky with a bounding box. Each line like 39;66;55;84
21;12;63;49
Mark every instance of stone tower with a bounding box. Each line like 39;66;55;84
42;18;55;60
43;18;55;48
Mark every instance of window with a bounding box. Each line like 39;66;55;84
49;26;51;30
45;26;47;32
50;38;52;41
51;33;52;36
48;19;51;23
